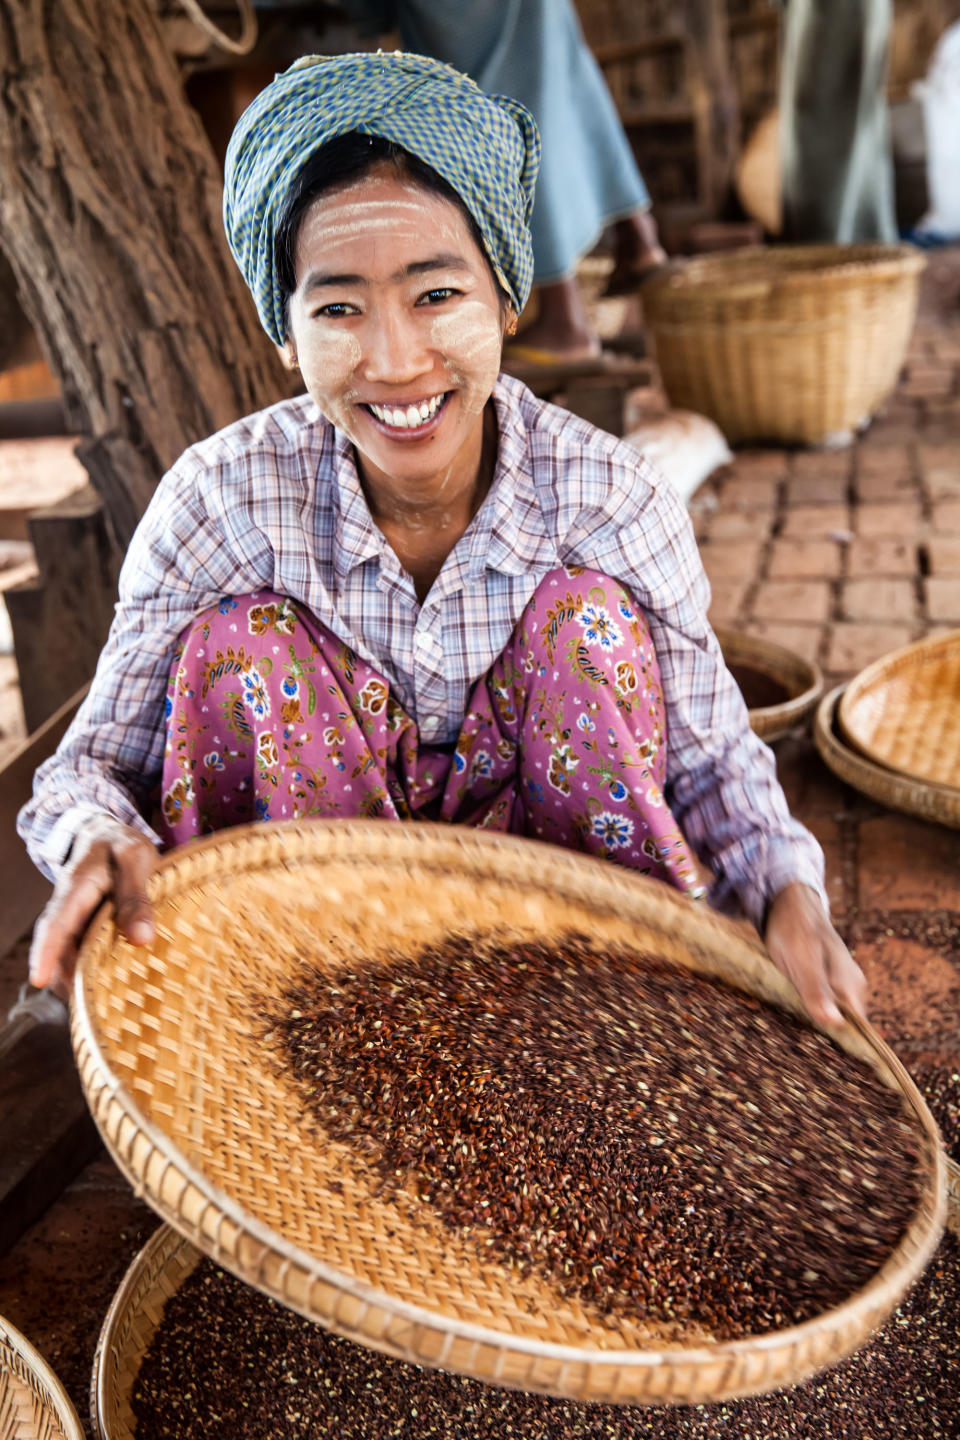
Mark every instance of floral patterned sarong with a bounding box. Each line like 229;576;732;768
160;567;705;897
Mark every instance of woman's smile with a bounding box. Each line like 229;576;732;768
362;389;451;435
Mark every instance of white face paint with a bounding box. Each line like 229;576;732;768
285;167;510;521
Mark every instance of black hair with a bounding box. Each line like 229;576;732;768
274;132;510;335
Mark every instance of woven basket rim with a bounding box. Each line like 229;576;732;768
837;630;960;792
1;1312;85;1440
71;821;946;1402
815;686;960;827
714;626;823;740
644;244;926;306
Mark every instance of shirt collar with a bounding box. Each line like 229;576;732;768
328;373;543;584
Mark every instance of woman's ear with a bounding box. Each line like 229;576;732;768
503;306;518;339
282;340;300;371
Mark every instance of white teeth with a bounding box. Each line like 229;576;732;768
368;394;445;428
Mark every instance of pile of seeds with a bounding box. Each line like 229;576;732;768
131;1236;960;1440
911;1063;960;1163
258;934;922;1339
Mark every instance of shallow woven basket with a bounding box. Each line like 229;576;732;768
642;245;925;445
838;630;960;791
92;1162;960;1440
715;626;823;741
72;821;946;1407
0;1314;84;1440
814;686;960;828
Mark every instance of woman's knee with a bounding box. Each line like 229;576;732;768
527;566;647;619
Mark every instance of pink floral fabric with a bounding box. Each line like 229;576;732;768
160;567;706;897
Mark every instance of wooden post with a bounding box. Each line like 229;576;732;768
680;0;740;217
0;0;289;550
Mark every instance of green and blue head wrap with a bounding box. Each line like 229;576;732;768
224;51;541;345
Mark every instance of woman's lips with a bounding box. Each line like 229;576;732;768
362;391;451;439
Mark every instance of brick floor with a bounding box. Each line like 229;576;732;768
767;539;842;579
845;537;918;577
825;621;916;674
841;577;918;623
926;537;960;574
854;500;925;537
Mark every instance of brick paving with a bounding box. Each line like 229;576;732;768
1;251;959;1437
692;249;960;1071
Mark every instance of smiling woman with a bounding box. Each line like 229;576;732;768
19;51;865;1031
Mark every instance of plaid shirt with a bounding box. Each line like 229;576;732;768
20;374;824;925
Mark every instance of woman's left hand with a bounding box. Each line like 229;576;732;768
764;882;867;1029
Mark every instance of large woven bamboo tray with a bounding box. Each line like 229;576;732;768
1;1313;84;1440
715;625;823;741
642;244;925;445
837;630;960;791
815;686;960;828
72;821;946;1407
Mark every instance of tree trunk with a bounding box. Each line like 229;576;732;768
0;0;289;548
0;246;30;370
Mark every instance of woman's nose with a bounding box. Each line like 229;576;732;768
361;305;433;385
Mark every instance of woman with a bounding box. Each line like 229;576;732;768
20;52;863;1028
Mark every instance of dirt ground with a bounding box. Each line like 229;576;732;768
1;250;958;1438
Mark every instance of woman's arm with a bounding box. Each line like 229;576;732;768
18;461;227;877
19;459;240;988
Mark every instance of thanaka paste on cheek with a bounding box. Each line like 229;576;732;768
427;301;503;416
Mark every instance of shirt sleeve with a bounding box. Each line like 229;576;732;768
17;460;235;882
562;460;826;929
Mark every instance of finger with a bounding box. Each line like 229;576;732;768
826;944;868;1019
112;839;158;946
772;943;843;1030
28;848;113;988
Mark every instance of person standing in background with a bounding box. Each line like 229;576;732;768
778;0;898;243
347;0;667;360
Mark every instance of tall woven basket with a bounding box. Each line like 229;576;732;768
642;245;925;445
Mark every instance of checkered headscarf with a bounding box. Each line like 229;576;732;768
223;51;541;344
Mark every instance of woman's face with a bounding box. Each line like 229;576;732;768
285;165;511;505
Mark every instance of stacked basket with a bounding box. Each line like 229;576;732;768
0;1315;84;1440
815;630;960;827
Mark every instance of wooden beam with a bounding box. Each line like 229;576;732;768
0;685;88;959
5;486;117;732
0;1017;101;1259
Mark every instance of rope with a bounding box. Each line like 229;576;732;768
176;0;258;56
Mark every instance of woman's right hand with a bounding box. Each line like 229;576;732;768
29;817;159;999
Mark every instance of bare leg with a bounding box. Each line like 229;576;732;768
509;276;600;359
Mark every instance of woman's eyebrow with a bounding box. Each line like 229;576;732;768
301;253;472;294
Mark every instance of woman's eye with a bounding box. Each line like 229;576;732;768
417;287;458;306
313;302;358;319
